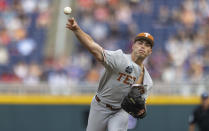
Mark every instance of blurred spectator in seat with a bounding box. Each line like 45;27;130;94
179;0;196;30
165;37;184;81
20;0;37;14
0;28;10;45
162;64;177;82
0;71;20;82
24;63;42;85
86;62;103;83
0;46;9;65
147;48;169;81
195;0;209;24
13;61;28;82
48;58;70;95
187;57;204;82
17;37;36;56
156;5;172;26
0;0;7;11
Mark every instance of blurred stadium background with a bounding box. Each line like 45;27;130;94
0;0;209;131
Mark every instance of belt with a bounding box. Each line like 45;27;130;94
95;95;121;111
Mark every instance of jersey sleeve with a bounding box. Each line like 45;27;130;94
142;85;152;100
101;49;124;71
142;69;153;100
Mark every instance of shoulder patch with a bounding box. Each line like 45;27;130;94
125;66;133;74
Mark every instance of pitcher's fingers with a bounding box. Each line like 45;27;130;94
66;25;69;28
66;23;72;27
66;26;73;30
66;24;72;28
68;18;74;24
68;18;73;21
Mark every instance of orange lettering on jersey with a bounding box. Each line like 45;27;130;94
130;77;136;86
123;75;132;85
117;72;126;81
117;72;136;86
132;77;136;82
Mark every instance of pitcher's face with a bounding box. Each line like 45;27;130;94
132;40;152;59
202;98;209;108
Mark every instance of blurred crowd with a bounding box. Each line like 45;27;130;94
0;0;209;86
0;0;51;84
73;0;209;84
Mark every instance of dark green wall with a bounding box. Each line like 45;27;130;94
0;105;196;131
133;105;195;131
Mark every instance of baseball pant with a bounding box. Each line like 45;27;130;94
86;97;129;131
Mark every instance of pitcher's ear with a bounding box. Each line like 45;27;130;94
149;49;152;55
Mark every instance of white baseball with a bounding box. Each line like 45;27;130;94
64;7;72;15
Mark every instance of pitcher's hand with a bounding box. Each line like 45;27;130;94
66;17;80;31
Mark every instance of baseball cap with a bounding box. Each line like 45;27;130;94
201;92;209;100
134;32;154;47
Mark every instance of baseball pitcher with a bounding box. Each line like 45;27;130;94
66;18;154;131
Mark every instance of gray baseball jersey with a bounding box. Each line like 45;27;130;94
86;49;153;131
97;49;153;108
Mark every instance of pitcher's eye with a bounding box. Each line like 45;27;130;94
145;42;152;47
136;40;143;45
